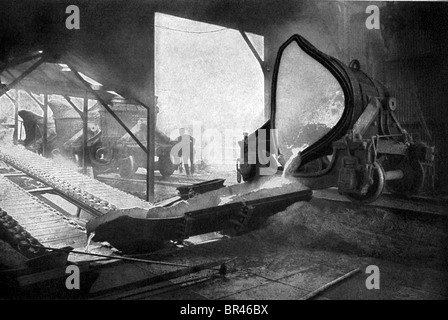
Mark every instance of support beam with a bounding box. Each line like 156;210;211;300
5;70;14;78
67;64;148;154
4;90;15;103
352;97;381;137
131;97;149;110
24;90;43;108
107;90;148;111
3;90;19;144
0;52;43;75
0;58;44;98
63;95;84;119
42;94;48;157
263;31;273;119
239;29;269;73
13;90;19;144
146;13;156;203
240;28;272;119
82;95;88;174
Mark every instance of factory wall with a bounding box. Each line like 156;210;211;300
262;1;448;189
346;2;448;189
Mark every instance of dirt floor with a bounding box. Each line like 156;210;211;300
89;197;448;300
78;165;448;300
3;160;446;299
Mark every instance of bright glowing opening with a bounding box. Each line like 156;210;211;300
155;13;265;165
275;40;344;164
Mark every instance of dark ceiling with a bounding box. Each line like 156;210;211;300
0;0;306;103
3;1;448;105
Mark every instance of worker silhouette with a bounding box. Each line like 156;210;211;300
176;128;195;176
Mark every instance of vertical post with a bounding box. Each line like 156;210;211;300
146;13;156;202
264;32;272;120
13;90;19;144
240;28;270;120
82;94;88;174
76;207;82;218
42;94;48;157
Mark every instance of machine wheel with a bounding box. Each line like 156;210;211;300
118;155;137;178
90;146;115;175
51;148;62;157
383;156;425;196
159;155;176;177
345;161;386;204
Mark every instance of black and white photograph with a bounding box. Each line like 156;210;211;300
0;0;447;304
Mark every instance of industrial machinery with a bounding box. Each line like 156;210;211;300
0;143;312;252
237;34;435;203
18;98;178;178
17;110;58;154
92;118;179;178
18;107;103;166
2;34;435;253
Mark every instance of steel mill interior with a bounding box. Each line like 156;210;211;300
0;0;447;301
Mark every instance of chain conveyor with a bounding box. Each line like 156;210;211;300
0;174;116;260
0;143;153;218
